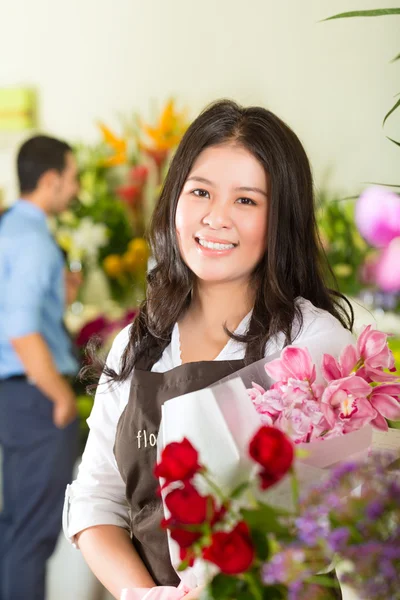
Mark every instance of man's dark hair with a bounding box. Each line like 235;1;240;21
17;135;72;194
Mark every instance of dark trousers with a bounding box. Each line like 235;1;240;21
0;379;78;600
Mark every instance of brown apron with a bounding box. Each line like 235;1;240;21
114;341;342;597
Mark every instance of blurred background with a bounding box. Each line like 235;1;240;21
0;1;399;598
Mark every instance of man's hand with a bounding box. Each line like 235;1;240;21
65;269;83;306
53;395;77;428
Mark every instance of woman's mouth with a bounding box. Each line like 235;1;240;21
195;237;238;255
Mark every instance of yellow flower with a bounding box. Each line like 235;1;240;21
98;123;127;167
56;231;73;253
103;254;124;278
121;251;138;273
128;238;149;266
333;263;353;278
142;99;188;152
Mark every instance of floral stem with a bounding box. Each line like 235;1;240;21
290;467;300;508
243;571;263;600
201;472;228;503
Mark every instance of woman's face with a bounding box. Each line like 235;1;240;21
175;143;268;285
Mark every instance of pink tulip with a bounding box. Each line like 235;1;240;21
265;346;316;384
321;375;376;433
355;186;400;247
376;237;400;293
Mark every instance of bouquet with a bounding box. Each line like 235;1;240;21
248;324;400;442
121;326;400;599
151;433;400;600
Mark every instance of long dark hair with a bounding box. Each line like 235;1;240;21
89;99;353;383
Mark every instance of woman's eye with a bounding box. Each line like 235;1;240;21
236;197;256;206
192;189;210;198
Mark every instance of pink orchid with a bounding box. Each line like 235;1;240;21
265;346;316;384
369;383;400;431
322;344;359;382
321;375;377;433
357;325;395;371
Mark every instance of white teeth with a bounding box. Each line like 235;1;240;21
198;239;235;250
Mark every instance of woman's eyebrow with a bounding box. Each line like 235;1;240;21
235;186;268;197
186;176;215;186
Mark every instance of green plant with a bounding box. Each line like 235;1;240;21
316;190;370;296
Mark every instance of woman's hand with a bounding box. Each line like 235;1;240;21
184;585;205;600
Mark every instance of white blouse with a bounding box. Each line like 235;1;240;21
63;298;355;546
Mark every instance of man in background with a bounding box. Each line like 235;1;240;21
0;136;81;600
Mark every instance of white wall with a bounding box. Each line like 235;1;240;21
0;0;399;204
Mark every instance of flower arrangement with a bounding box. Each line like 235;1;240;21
154;433;400;600
118;326;400;600
54;99;188;305
248;325;400;442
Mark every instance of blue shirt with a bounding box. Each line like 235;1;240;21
0;200;78;378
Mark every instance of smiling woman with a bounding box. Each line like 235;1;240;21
64;100;354;599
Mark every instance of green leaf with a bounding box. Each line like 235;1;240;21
387;136;400;147
363;181;400;188
230;481;249;499
391;52;400;62
241;504;289;535
306;574;340;589
262;585;287;599
323;9;400;22
250;528;270;561
383;96;400;126
209;573;240;600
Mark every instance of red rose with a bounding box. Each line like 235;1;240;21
249;426;294;489
179;546;196;567
154;438;202;484
161;518;202;548
165;483;214;525
202;522;255;574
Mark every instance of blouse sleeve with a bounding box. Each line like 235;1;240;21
63;326;132;547
290;301;356;382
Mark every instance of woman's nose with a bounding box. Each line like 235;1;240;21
201;198;232;229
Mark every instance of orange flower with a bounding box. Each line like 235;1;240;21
142;99;188;152
98;123;128;166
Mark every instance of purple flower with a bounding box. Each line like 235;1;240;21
295;516;329;546
366;499;385;520
327;527;350;552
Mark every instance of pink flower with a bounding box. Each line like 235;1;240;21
355;186;400;248
369;383;400;431
321;375;377;433
322;344;359;381
265;347;316;384
247;382;267;402
248;383;276;425
376;237;400;293
276;409;313;443
357;325;395;370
